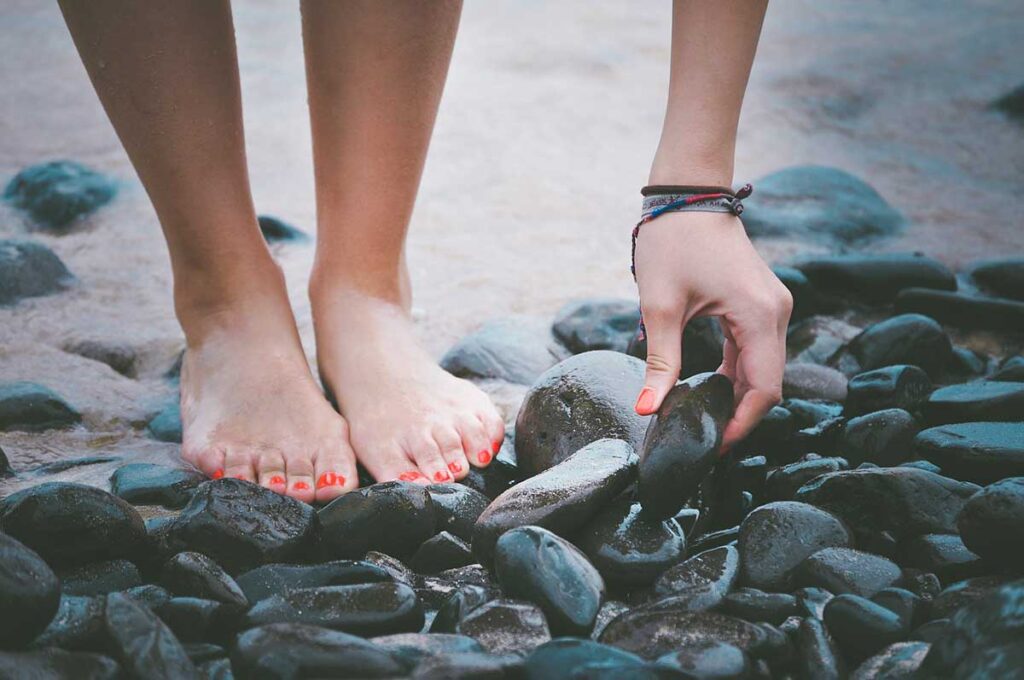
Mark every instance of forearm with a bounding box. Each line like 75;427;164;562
650;0;768;187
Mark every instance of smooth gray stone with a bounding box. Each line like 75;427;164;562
916;422;1024;485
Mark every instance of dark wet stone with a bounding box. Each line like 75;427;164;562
992;84;1024;121
27;455;120;476
688;526;739;555
654;639;751;679
928;575;1014;620
794;467;979;538
319;481;435;561
161;551;248;607
949;346;988;378
575;497;686;586
784;398;843;427
183;642;225;664
721;588;798;625
851;641;929;680
430;584;493;634
638;373;733;519
426;483;490;542
845;365;933;416
796;548;901;597
441;316;570;385
455;599;552;656
147;402;183;443
234;560;389;605
739;405;800;462
495;526;605;636
256;214;308;243
738;501;851;591
898;534;983;584
795;587;834;620
783;363;848;402
839;408;919;467
233;622;404;679
458;453;521;501
916;422;1024;485
514;350;648;476
167;479;318;574
145;515;189;567
871;588;923;631
552;298;641;354
921;579;1024;677
410;531;474;574
0;532;60;646
793;617;845;680
591;601;630;641
924;380;1024;425
598;608;769;660
626;316;726;380
652;545;739;610
0;482;145;568
33;595;106;651
902;570;942;602
0;381;81;432
765;457;847;501
0;648;120;680
244;582;423;636
790;417;847;458
104;592;199;678
371;632;482;668
823;593;907;661
838;314;952;378
110;463;205;509
60;559;142;597
364;551;416;586
415;563;495;610
473;438;635;563
991;355;1024;382
413;651;525;679
155;597;242;644
0;239;75;305
742;166;904;247
63;339;137;377
896;288;1024;332
4;161;116;229
774;265;817;321
124;584;173;609
787;316;862;366
911;618;951;644
795;253;954;304
524;638;645;679
958;477;1024;568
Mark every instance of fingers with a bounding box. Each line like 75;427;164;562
720;315;786;451
635;305;686;416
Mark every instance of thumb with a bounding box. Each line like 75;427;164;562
635;309;685;415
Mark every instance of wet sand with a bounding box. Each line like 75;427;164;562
1;1;1022;473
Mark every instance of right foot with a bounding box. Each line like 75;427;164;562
178;276;357;504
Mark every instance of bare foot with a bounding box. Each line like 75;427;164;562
178;275;357;504
310;284;505;486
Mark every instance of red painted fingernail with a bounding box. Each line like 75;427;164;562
434;470;451;482
293;481;310;490
212;469;224;479
270;475;286;486
492;440;502;454
448;461;462;474
317;472;336;489
399;471;422;482
335;475;346;486
635;387;655;415
478;450;492;464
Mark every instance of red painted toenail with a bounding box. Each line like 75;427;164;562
270;475;285;486
399;471;422;482
335;475;346;486
448;461;462;474
293;481;310;491
434;470;451;482
478;450;492;465
212;469;224;479
493;440;502;454
317;472;336;489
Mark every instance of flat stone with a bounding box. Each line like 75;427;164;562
60;559;142;597
991;356;1024;382
0;381;81;431
232;623;404;678
783;363;849;402
514;350;648;476
110;463;205;509
915;422;1024;485
0;532;60;646
0;482;146;568
319;481;435;562
430;584;494;634
923;381;1024;425
0;649;119;680
837;314;952;378
472;438;635;564
551;298;640;354
154;596;241;645
928;575;1015;620
896;288;1024;332
256;214;308;243
525;638;646;679
793;617;845;680
426;483;490;542
575;497;686;586
823;593;908;661
409;531;474;574
63;339;137;378
441;316;570;385
495;526;605;636
455;599;552;657
794;253;954;303
415;564;495;610
160;551;248;607
765;457;848;501
371;632;482;667
898;534;984;584
871;588;923;631
721;588;799;625
839;409;919;467
738;501;851;591
958;477;1024;568
652;545;740;610
0;239;75;305
147;402;182;443
796;548;902;597
103;592;199;679
852;641;930;680
598;608;770;660
3;160;116;229
591;600;630;641
655;640;752;679
845;365;933;416
235;560;391;604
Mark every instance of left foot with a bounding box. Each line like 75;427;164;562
310;283;505;486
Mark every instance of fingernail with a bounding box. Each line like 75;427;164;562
212;469;224;479
478;450;492;465
492;440;502;454
434;470;451;482
635;387;656;415
448;461;462;474
270;475;286;486
399;471;422;482
293;481;310;491
317;472;336;489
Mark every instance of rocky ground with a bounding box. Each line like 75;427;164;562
2;161;1024;678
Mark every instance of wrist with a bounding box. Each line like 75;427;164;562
649;140;735;188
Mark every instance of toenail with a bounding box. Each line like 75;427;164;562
270;475;285;486
433;470;451;482
293;481;310;490
493;440;502;454
317;472;337;489
334;475;347;487
399;471;423;482
448;461;462;474
212;469;224;479
478;450;492;464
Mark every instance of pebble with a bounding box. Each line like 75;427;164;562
103;592;199;679
160;551;248;607
426;483;490;542
234;560;391;604
232;622;404;679
409;531;474;574
793;617;845;680
655;639;752;679
166;479;318;574
796;547;902;597
146;402;183;443
4;160;117;229
957;477;1024;568
783;363;849;402
371;632;483;667
494;526;604;636
0;481;146;568
990;355;1024;381
765;457;847;501
927;575;1014;620
0;648;120;680
0;381;82;432
590;600;630;641
110;463;205;509
839;408;919;467
652;545;740;610
823;593;908;661
793;467;979;538
788;316;862;366
430;584;493;634
33;595;107;650
575;497;686;586
63;339;138;378
794;253;954;303
319;481;435;561
472;438;635;563
915;422;1024;484
971;257;1024;301
870;587;923;631
738;501;851;591
60;559;142;597
416;564;495;610
256;214;308;243
0;239;75;305
243;582;423;637
896;288;1024;332
638;372;734;518
551;298;640;354
898;533;984;584
851;641;930;680
839;314;952;377
514;350;648;475
845;365;933;416
524;638;646;679
598;607;770;660
795;586;834;620
0;532;60;646
923;380;1024;425
440;316;570;385
455;599;552;657
155;596;240;645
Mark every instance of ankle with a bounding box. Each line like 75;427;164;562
308;264;405;309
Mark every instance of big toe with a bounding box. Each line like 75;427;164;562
314;445;359;503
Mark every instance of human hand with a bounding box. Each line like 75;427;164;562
632;210;792;451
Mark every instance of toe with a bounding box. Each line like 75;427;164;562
283;452;316;503
432;424;470;481
188;443;228;480
314;444;358;503
481;408;507;457
407;433;453;484
351;431;425;485
459;415;494;468
256;448;288;495
223;445;258;483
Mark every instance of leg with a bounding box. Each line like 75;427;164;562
59;0;357;502
302;0;504;484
